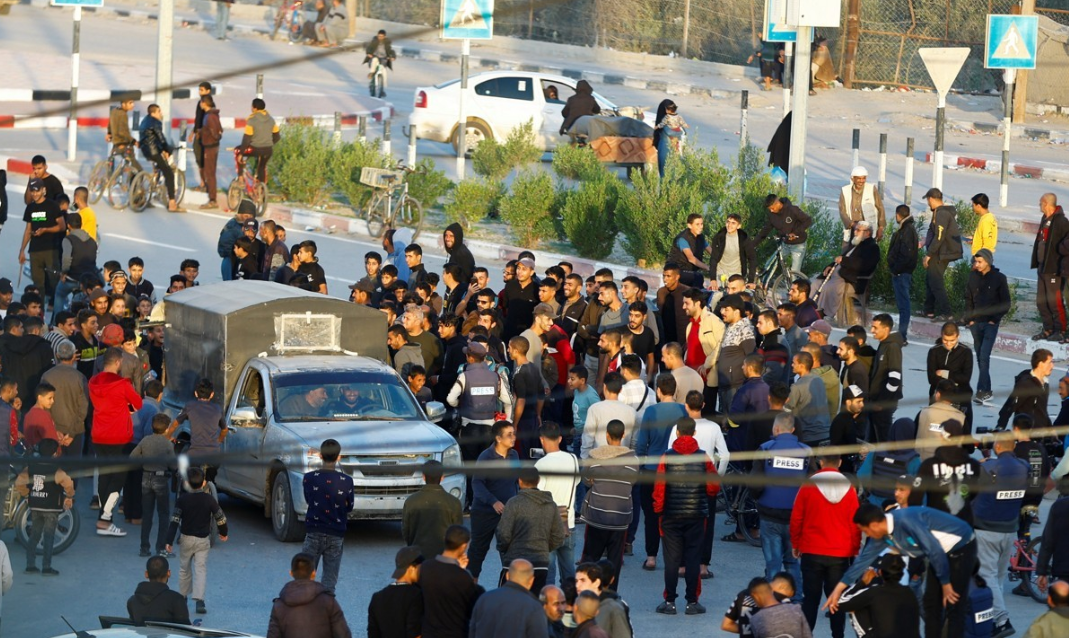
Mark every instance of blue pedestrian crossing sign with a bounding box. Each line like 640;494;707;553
763;0;797;43
441;0;494;41
985;15;1038;69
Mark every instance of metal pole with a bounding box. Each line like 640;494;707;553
333;111;342;146
904;137;915;207
407;123;418;167
933;94;946;190
156;0;175;140
1000;69;1016;207
739;90;749;152
256;74;264;100
177;122;188;175
851;128;860;168
67;6;82;161
681;0;691;58
132;110;141;130
457;38;470;180
787;27;811;199
358;115;367;143
878;133;888;196
381;119;392;157
782;42;793;117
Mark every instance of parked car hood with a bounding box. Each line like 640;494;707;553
278;418;455;455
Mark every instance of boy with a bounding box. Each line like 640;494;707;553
127;256;155;301
16;438;75;575
132;414;178;558
0;377;19;454
166;378;226;484
180;259;200;289
22;383;73;450
568;365;599;457
165;467;228;615
232;236;261;280
407;365;432;409
302;438;355;593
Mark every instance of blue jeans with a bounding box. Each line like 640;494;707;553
53;277;82;315
782;243;806;274
302;532;344;592
891;273;912;339
215;2;230;39
221;257;232;281
969;322;998;393
546;529;576;585
141;474;171;553
760;517;801;587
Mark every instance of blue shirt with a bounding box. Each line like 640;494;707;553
472;446;519;512
634;402;687;470
571;386;599;432
132;397;162;444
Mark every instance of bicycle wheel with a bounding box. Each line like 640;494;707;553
227;179;244;211
769;272;805;308
15;500;81;555
736;489;762;548
365;191;388;238
106;163;136;210
1021;538;1047;603
129;172;152;212
254;181;268;217
87;160;109;204
396;195;423;241
174;170;187;205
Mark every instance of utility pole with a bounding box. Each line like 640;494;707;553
1012;0;1036;122
681;0;691;59
787;26;811;199
67;6;81;161
156;0;175;139
843;0;860;88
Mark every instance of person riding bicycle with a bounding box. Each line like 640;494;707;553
364;30;395;98
752;194;813;274
107;98;142;169
239;98;280;186
138;104;182;213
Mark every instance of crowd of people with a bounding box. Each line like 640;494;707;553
3;145;1069;638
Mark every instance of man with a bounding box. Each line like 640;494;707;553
802;342;839;418
776;302;808;357
836;554;921;638
257;220;288;281
657;263;691;348
575;561;633;638
127;556;191;626
469;559;549;638
1024;581;1069;638
917;417;983;525
537;279;561;317
509;336;544;458
709;213;758;288
886;204;919;341
868;313;903;443
387;324;423;378
725;355;769;451
922;188;964;321
363;29;396;95
0;315;55;411
107;97;138;158
972;434;1028;638
540;585;567;638
997;348;1054;432
367;546;423;638
755;310;791;387
964;249;1010;405
662;342;704;403
788;279;820;328
316;0;349;46
749;577;812;638
520;303;557;369
626;301;657;377
502;258;541;343
267;552;351;638
790;454;860;638
618;354;653;413
682;288;724;411
497;468;566;592
55;212;97;314
22;155;65;203
718;294;757;410
557;273;588;340
753;194;812;273
837;337;868;399
838;166;886;249
18;178;65;302
581;373;637;456
785;352;831;446
572;591;610;638
916;381;968;462
579;419;638;578
300;439;354;593
469;420;519;583
926;322;974;424
191;82;212;190
217;201;254;281
240;98;280;185
969;192;998;255
667;213;712;288
90;348;142;537
138;104;182;212
816;220;880;326
195;96;223;210
40;340;89;462
419;525;483;638
829;386;864;473
442;223;475;284
653;417;719;616
750;413;810;585
1033;192;1069;341
535;422;580;586
827;504;978;638
44;311;77;357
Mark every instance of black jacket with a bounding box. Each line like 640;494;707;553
560;80;601;134
0;168;7;226
1033;207;1069;275
870;333;904;404
837;237;880;294
0;333;56;409
925;341;973;401
916;445;982;524
837;580;921;638
138;116;171;160
364;37;396;69
709;228;758;282
997;369;1051;431
469;582;546;638
127;581;191;626
887;216;919;275
1037;496;1069;578
964;266;1010;324
753;199;812;246
443;222;476;284
267;579;352;638
925;204;963;261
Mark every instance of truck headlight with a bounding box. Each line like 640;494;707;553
303;446;322;471
442;444;461;471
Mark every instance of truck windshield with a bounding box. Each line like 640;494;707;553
272;371;423;422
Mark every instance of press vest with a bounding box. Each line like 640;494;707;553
27;465;65;512
458;362;500;422
668;230;707;273
757;434;811;511
973;452;1029;530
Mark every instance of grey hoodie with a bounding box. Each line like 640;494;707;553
496;487;566;567
391;341;424;378
581;445;638;530
786;372;831;444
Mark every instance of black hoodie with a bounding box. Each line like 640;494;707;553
268;579;351;638
560;80;601;134
127;581;191;626
916;444;982;524
443;222;475;285
0;333;55;409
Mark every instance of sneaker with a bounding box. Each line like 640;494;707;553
158;549;175;558
196;599;207;614
685;602;707;615
656;601;677;615
42;568;59;576
139;548;152;557
993;620;1015;638
96;523;127;537
1033;331;1053;341
24;566;38;574
974;391;994;405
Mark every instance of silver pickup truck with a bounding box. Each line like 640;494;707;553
162;282;464;542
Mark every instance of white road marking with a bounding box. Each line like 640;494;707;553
103;233;197;252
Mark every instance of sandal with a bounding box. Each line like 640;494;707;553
642;558;657;571
700;569;715;580
721;533;748;543
96;523;127;537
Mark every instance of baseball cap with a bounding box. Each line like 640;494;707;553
463;341;488;357
100;323;125;346
805;319;832;336
391;546;424;579
348;278;375;293
243;219;259;230
27;178;44;190
844;384;865;400
533;303;556;319
923;187;943;200
518;257;536;271
0;278;12;295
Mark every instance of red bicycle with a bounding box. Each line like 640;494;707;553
226;147;268;217
1007;507;1046;603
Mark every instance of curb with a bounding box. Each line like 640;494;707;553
0;153;82;186
0;109;394;131
946;117;1069;145
921;151;1069;183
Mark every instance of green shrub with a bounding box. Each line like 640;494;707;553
269;123;333;205
615;156;705;265
328;138;391;210
444;178;498;232
499;170;557;247
472;119;542;181
552;144;605;182
405;158;453;211
558;172;620;259
800;200;841;276
679;147;731;209
954;198;978;238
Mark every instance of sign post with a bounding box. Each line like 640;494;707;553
763;0;797;116
441;0;494;180
985;14;1038;207
52;0;104;161
918;47;970;192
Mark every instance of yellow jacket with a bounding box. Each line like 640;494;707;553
971;212;998;254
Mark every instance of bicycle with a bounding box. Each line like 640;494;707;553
87;148;142;210
1006;507;1046;603
367;55;390;98
2;475;81;555
361;163;423;241
714;461;761;547
752;238;807;310
226;147;269;217
270;0;304;42
129;156;187;213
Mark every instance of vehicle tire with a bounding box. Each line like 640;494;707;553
365;192;387;238
227;179;243;211
128;172;152;212
451;120;491;157
15;500;81;555
106;164;136;210
87;161;109;204
1022;538;1047;603
271;471;304;542
254;182;268;217
397;196;423;241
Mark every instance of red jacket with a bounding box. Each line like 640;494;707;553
88;371;142;445
790;468;861;557
653;436;719;515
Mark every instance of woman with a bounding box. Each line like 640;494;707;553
654;99;687;176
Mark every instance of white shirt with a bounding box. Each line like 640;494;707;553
582;399;637;458
668;418;730;474
618;378;655;413
536;450;581;528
